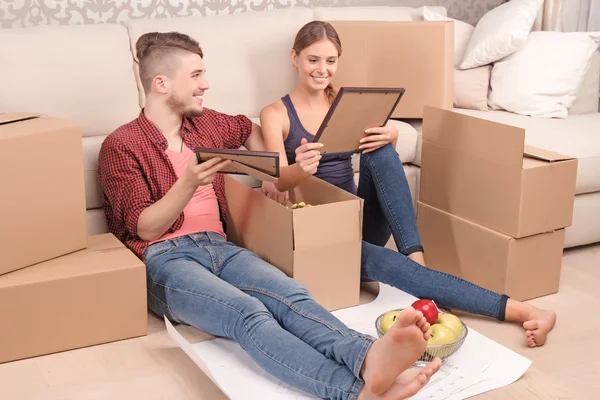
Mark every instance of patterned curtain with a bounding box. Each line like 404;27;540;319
0;0;506;29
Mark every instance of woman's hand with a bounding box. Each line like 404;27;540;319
295;138;323;175
262;181;289;205
358;122;399;153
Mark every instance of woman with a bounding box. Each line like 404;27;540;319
259;21;556;348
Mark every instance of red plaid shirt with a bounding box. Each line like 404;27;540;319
98;109;252;260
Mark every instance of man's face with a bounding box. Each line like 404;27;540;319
165;52;209;117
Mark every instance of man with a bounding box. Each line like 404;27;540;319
98;31;440;400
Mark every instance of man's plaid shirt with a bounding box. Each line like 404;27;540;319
98;109;252;259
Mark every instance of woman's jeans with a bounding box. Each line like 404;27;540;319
358;144;509;321
144;232;374;400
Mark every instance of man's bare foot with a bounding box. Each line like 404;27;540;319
505;299;556;347
356;358;442;400
523;309;556;347
361;307;427;395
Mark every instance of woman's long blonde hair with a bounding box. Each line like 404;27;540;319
292;21;342;104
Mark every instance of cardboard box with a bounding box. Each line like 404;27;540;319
329;21;454;118
0;233;147;364
0;112;87;275
225;175;363;311
417;202;564;301
420;107;578;238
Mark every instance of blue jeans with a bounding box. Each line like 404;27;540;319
358;144;509;321
144;232;374;400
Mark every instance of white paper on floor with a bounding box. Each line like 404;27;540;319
165;283;532;400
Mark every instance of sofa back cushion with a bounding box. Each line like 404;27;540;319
125;7;314;118
313;6;447;21
0;24;140;137
570;50;600;115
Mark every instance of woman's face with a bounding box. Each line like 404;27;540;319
293;38;339;92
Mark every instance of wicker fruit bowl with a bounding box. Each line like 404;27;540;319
375;309;468;366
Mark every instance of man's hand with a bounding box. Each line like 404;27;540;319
295;138;323;175
262;181;289;205
181;155;232;190
358;122;399;153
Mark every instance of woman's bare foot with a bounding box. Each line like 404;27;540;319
505;299;556;347
361;307;428;395
523;309;556;347
356;358;442;400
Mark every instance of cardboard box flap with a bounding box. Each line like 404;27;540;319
292;201;361;249
523;145;575;162
0;244;142;288
0;112;41;125
423;107;526;169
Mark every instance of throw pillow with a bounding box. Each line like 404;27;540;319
423;7;473;67
488;32;600;118
459;0;543;70
570;50;600;115
454;66;492;110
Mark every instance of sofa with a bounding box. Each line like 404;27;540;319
1;5;598;249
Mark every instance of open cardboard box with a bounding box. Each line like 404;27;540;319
0;233;147;364
329;21;454;119
417;202;564;301
0;112;87;275
419;106;578;239
225;175;363;311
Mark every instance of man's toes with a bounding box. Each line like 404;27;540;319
397;307;418;327
414;310;424;323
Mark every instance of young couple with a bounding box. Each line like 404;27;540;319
98;22;555;400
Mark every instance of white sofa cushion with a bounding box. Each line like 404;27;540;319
454;108;600;195
313;6;447;22
83;135;108;210
459;0;543;70
125;7;314;118
570;50;600;115
0;24;140;137
488;32;600;118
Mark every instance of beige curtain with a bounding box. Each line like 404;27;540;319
561;0;600;32
533;0;564;31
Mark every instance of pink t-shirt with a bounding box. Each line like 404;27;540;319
149;146;226;244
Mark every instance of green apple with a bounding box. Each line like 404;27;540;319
436;313;464;338
379;310;401;334
427;323;456;346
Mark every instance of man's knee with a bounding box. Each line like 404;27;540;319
235;295;275;330
280;277;314;304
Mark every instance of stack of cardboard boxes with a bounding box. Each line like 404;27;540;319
417;107;578;301
0;113;147;364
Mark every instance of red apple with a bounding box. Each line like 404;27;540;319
411;299;439;324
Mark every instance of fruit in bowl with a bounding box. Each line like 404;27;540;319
411;299;439;324
376;307;468;366
428;323;456;345
435;313;464;338
379;310;402;334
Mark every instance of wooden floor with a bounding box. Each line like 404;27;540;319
1;243;598;400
